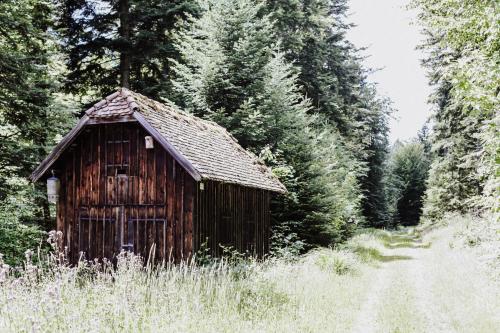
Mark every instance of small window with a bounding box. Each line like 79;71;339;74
117;168;127;175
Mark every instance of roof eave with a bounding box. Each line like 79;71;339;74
30;115;90;182
269;183;287;194
197;176;287;194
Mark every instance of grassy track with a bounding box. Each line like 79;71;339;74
351;226;499;333
0;216;498;332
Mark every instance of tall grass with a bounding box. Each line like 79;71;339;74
439;213;500;280
0;236;375;333
3;217;495;332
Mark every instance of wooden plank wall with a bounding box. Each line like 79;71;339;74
55;122;195;264
194;181;271;258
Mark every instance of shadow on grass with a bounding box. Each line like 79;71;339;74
384;242;431;249
377;254;413;262
377;231;432;250
354;246;413;263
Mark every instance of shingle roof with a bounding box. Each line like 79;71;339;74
85;90;137;119
83;88;286;193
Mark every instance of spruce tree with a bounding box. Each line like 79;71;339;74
170;0;362;246
413;0;499;217
0;0;75;227
56;0;198;98
266;0;392;226
385;142;430;226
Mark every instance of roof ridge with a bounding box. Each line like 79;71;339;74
120;87;140;110
85;88;138;118
127;90;226;132
80;88;285;193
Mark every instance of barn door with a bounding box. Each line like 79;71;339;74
77;171;129;261
128;215;167;262
115;173;168;262
78;213;116;261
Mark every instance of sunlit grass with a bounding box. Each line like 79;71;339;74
0;216;498;332
0;243;375;332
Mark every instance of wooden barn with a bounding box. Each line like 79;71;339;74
30;88;286;263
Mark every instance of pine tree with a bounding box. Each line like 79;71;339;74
413;0;499;217
385;142;430;226
265;0;353;125
0;0;76;228
266;0;391;226
170;0;362;246
0;1;52;198
56;0;198;98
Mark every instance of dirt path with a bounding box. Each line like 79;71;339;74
351;228;500;333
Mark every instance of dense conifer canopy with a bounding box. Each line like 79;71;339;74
0;0;496;261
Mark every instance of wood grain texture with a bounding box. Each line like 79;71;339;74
194;181;271;258
53;122;273;264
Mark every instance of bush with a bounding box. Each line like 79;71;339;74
269;223;305;259
0;201;47;267
0;219;46;267
313;249;358;275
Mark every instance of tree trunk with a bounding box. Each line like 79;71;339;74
119;0;130;88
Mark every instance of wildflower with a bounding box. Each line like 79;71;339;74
25;249;34;262
0;263;10;283
46;283;60;299
47;230;57;244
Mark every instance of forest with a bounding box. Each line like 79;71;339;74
0;0;498;332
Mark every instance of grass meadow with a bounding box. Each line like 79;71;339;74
0;214;498;333
0;232;384;332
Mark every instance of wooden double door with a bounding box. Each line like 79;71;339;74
61;123;187;263
77;173;169;262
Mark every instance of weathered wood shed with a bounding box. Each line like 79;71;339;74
30;88;285;263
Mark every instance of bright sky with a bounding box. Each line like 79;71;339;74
346;0;432;143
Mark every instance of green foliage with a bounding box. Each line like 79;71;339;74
0;0;52;200
0;188;47;267
0;220;45;268
413;0;500;218
313;248;357;275
0;0;78;230
170;0;365;247
269;223;305;259
55;0;199;98
357;90;391;227
385;142;430;226
266;0;392;227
